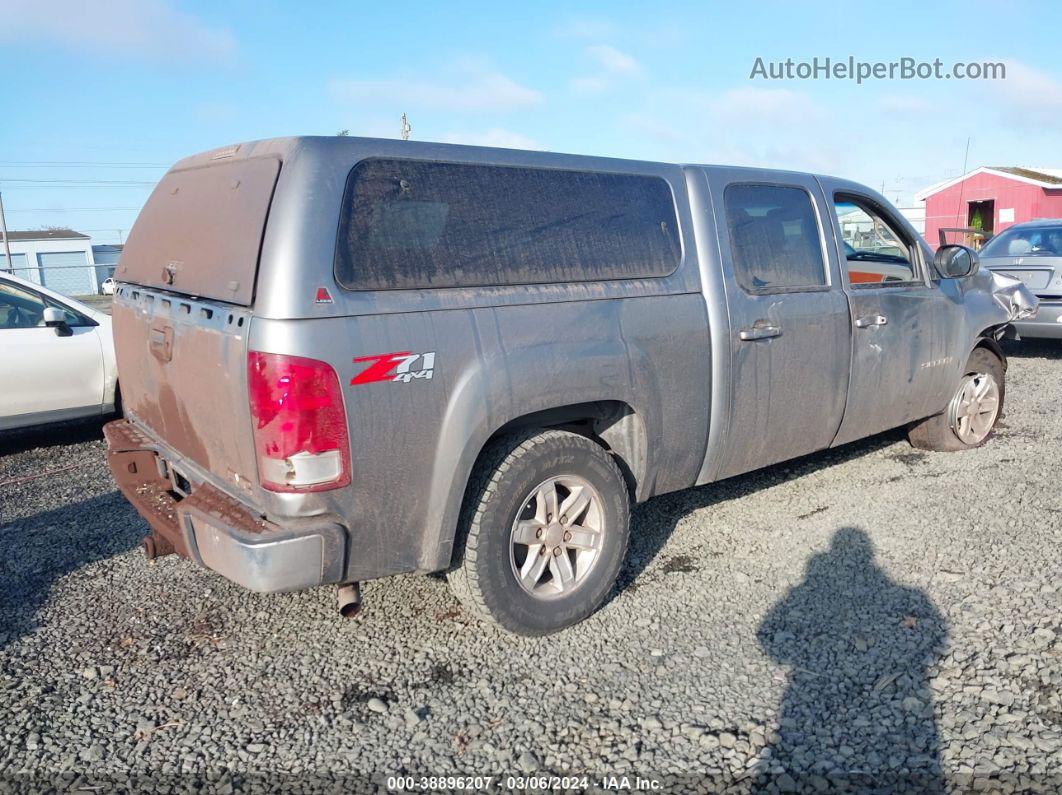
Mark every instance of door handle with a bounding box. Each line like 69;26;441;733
855;314;888;328
149;325;174;362
738;323;782;341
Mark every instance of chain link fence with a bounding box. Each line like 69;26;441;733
2;261;114;298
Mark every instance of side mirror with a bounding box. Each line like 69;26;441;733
42;306;72;336
934;244;979;279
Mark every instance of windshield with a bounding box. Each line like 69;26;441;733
981;225;1062;258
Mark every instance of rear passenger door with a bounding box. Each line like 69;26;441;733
707;171;851;478
825;189;964;445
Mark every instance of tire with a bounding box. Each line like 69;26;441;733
447;429;631;636
908;347;1005;451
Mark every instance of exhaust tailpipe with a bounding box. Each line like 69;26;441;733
337;583;362;618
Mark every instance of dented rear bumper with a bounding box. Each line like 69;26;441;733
104;419;347;592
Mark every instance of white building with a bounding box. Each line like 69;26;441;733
0;229;99;296
897;206;926;237
92;243;124;287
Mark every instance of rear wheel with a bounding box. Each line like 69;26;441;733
908;347;1004;451
448;429;630;635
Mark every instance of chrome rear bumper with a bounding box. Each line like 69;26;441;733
104;419;347;593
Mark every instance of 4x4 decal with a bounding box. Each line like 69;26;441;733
351;351;436;385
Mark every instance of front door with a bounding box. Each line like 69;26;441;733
826;188;964;446
706;172;851;479
0;280;105;423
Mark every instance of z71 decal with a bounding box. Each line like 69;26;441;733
351;351;436;385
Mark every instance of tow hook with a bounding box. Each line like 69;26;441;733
337;582;362;618
142;533;175;560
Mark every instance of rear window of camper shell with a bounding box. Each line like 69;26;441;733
334;158;682;291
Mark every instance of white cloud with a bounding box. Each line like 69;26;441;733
878;95;934;114
610;86;842;173
708;87;822;123
569;76;610;95
586;44;643;77
0;0;235;62
988;60;1062;127
330;61;542;112
621;113;690;144
442;128;542;150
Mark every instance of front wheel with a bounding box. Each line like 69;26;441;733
908;348;1005;451
447;429;631;635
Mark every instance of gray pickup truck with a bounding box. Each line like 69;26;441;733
104;136;1035;635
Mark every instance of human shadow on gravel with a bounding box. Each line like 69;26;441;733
754;527;947;794
0;491;142;652
614;428;906;598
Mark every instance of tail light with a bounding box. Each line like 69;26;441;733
247;351;351;492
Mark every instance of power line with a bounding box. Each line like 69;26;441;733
5;207;141;212
0;160;169;167
0;185;155;189
0;177;157;185
0;165;165;170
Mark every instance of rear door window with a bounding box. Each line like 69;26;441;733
334;159;681;290
723;184;827;291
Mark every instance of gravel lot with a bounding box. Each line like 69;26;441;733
1;341;1060;794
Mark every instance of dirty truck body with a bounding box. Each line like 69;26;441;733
106;136;1026;634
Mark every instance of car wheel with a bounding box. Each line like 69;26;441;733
447;429;630;635
908;347;1004;451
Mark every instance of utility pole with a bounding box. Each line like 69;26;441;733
400;113;411;141
0;188;13;273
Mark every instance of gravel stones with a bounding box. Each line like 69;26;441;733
366;697;388;714
1;342;1061;789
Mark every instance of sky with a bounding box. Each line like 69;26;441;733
2;0;1061;244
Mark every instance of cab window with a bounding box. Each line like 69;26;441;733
834;197;918;286
724;184;827;291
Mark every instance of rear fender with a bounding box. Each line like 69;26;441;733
417;338;659;573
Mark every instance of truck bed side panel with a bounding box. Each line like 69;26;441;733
247;293;710;580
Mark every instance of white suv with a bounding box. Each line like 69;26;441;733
0;272;119;430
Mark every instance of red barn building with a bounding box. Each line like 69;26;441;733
917;166;1062;249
